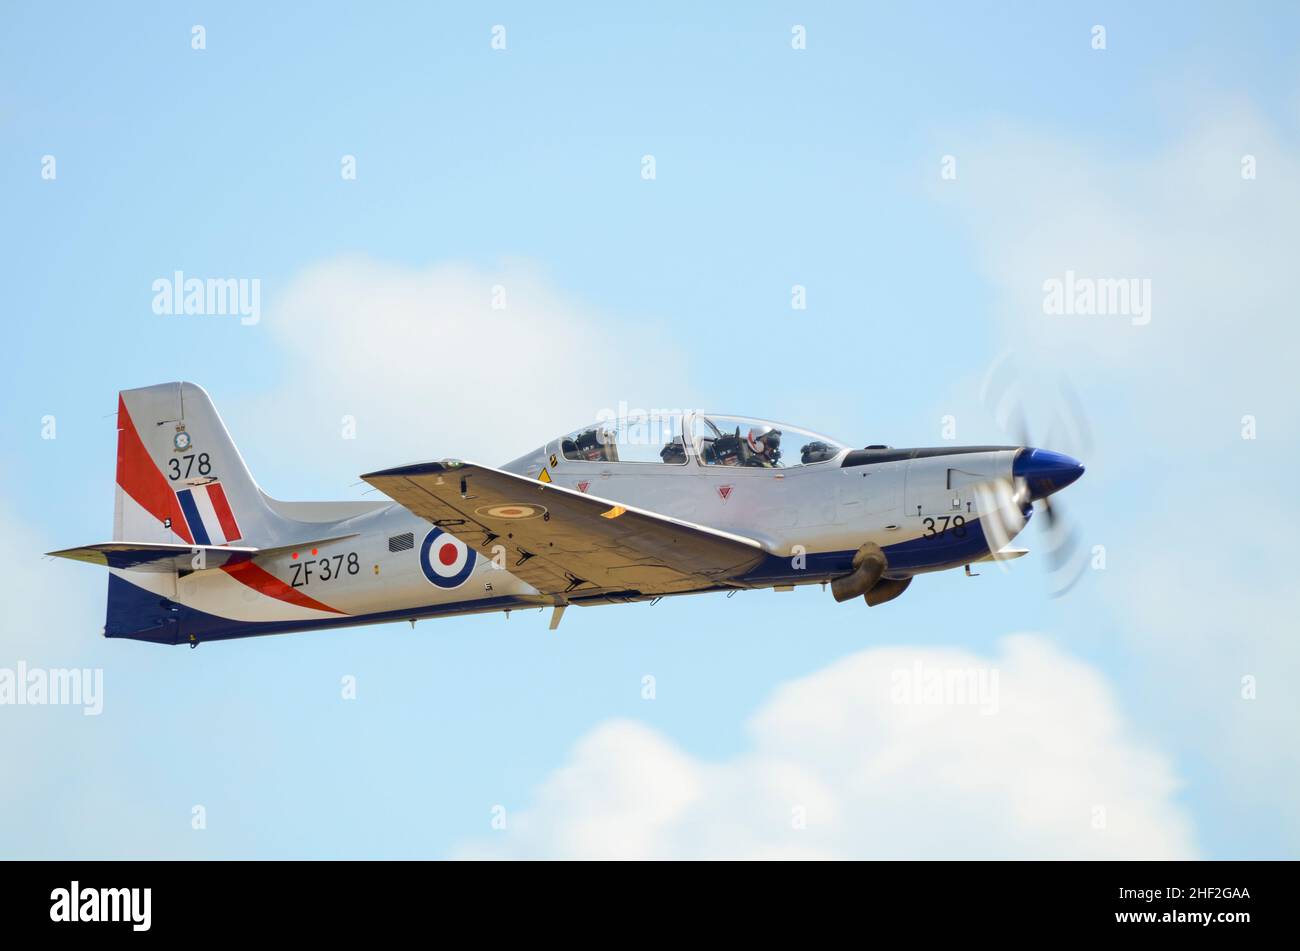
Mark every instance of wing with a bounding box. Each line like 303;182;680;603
361;460;766;601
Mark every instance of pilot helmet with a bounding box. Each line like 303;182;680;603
746;425;781;455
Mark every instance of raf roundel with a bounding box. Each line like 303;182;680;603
419;528;476;588
474;502;546;521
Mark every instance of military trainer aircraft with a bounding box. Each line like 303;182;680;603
48;382;1085;646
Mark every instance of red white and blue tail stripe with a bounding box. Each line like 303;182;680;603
176;481;242;545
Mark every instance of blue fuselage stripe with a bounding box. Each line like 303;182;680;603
104;573;539;645
738;514;1021;584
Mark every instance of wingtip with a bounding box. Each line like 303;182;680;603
361;459;469;481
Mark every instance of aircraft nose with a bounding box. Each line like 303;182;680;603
1013;448;1085;501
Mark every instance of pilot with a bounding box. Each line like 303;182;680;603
745;426;782;467
572;427;618;463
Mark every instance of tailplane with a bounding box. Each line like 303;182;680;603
47;382;387;644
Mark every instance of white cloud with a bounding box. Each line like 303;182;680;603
251;256;688;476
460;635;1197;859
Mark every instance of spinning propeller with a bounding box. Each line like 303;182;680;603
979;353;1092;598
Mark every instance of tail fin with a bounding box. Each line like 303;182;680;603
114;382;283;547
69;383;390;645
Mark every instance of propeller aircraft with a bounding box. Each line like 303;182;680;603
47;382;1085;646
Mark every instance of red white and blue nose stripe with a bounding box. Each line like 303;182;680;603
175;481;242;545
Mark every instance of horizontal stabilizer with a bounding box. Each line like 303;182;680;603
47;533;358;573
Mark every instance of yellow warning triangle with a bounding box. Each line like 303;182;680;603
538;468;552;483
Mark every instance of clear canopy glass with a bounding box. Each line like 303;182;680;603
559;413;688;465
689;414;847;468
556;413;847;467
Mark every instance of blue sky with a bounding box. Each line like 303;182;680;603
2;2;1297;858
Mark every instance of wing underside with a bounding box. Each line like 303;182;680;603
361;461;766;601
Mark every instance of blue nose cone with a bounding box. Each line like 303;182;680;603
1013;448;1085;501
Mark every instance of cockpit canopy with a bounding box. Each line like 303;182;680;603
558;413;847;468
691;414;847;467
559;414;685;465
